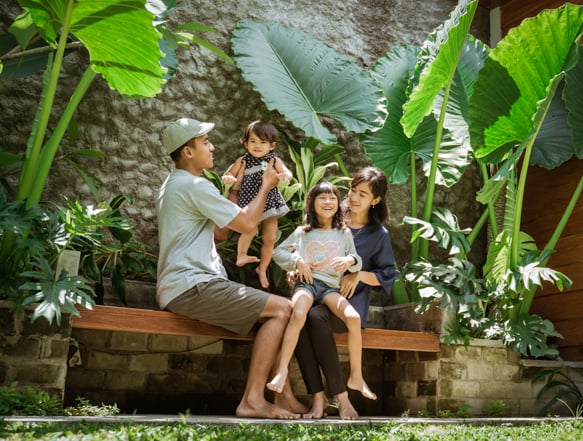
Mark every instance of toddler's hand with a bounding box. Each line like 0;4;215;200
222;174;237;184
278;171;292;184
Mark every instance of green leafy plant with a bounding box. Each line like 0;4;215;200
363;0;487;284
364;1;582;356
535;366;583;417
1;0;232;321
469;4;583;325
404;206;564;358
483;400;508;418
62;397;119;417
0;188;157;323
0;382;62;416
231;20;386;147
0;0;232;207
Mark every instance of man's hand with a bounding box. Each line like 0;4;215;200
261;157;279;190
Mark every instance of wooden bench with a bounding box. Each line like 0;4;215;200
71;304;440;352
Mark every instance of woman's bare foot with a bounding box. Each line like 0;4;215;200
256;266;269;288
236;255;260;267
336;391;359;420
303;391;328;419
267;371;287;394
273;391;310;415
236;397;300;419
347;376;377;400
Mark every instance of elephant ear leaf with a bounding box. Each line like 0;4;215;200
401;0;479;138
231;20;386;145
20;0;166;98
470;4;583;165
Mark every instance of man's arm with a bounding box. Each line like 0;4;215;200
227;157;279;234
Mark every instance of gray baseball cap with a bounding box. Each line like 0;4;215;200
162;118;215;154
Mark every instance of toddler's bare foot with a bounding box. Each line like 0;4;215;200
303;391;328;419
347;376;377;400
267;371;287;394
236;255;260;267
256;267;269;288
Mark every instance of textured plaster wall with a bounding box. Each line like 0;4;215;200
0;0;489;264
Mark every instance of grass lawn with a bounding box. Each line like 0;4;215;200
1;419;583;440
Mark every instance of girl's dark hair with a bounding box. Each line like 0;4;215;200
304;181;345;232
348;166;390;225
240;120;279;145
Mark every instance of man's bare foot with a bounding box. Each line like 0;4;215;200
236;397;300;419
347;376;377;400
266;371;287;394
236;255;260;267
273;391;310;415
256;267;269;288
303;391;328;419
336;391;359;420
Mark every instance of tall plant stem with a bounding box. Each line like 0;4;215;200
410;145;419;261
26;67;96;207
418;81;452;259
17;0;75;204
481;162;499;239
519;175;583;316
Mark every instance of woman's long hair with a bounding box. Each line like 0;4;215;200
304;181;345;232
346;166;390;226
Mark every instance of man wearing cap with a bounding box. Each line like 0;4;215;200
156;118;300;419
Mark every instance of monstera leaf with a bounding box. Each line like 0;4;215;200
231;20;386;145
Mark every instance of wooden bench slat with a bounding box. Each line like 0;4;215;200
72;305;440;352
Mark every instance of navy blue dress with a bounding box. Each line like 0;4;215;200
348;224;399;327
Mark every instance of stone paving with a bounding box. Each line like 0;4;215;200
2;415;574;426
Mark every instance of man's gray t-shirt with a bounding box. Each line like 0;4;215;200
156;169;240;309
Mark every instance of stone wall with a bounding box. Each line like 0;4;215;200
65;328;583;417
388;340;583;417
0;302;72;402
0;0;490;265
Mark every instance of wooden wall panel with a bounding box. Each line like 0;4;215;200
523;158;583;360
500;0;583;36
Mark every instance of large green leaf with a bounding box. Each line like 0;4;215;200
531;83;574;168
20;0;166;98
362;45;419;184
363;42;477;187
231;20;386;145
401;0;479;137
470;4;583;164
565;45;583;157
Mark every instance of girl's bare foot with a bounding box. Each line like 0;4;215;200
256;266;269;288
336;391;359;420
303;391;328;419
347;376;377;400
236;397;300;419
267;371;287;394
237;255;260;267
273;391;310;415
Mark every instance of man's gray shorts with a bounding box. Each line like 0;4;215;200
165;278;269;336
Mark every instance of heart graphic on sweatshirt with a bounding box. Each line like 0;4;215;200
305;240;343;271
